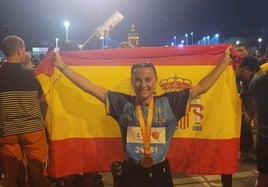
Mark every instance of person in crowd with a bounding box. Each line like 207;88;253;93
24;53;34;68
255;47;267;65
119;41;135;48
236;43;251;58
235;56;261;161
249;71;268;187
236;43;257;161
0;35;49;187
52;45;232;187
235;43;251;91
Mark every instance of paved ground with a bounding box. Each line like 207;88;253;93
0;156;257;187
101;159;258;187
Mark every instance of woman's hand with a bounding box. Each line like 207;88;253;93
53;52;64;68
53;52;68;71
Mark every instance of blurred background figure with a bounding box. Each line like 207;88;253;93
236;43;251;58
119;41;135;48
24;53;34;68
255;47;267;65
236;56;261;161
249;71;268;187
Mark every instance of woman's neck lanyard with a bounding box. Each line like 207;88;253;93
135;98;154;168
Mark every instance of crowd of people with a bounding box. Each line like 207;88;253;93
0;35;268;187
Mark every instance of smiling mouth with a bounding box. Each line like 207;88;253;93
139;89;151;93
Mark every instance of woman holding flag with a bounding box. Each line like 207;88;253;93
53;46;232;187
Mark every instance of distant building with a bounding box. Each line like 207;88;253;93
127;24;140;46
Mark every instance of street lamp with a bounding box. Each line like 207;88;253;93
206;36;210;44
55;38;59;48
258;38;262;48
184;34;188;45
185;34;188;45
236;40;240;45
190;32;193;45
203;37;206;45
181;40;185;45
173;36;177;46
64;21;70;41
215;34;219;44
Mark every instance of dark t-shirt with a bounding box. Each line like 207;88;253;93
249;73;268;173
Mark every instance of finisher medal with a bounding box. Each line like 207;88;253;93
140;154;154;168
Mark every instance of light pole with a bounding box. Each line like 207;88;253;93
258;38;262;48
203;37;206;45
64;21;70;41
55;38;59;48
215;34;219;44
206;36;210;44
185;34;188;45
173;36;177;46
190;32;193;45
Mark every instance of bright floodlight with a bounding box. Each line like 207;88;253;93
258;38;262;43
64;21;70;28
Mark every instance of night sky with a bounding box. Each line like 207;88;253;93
0;0;267;49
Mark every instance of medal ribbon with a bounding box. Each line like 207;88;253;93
135;99;154;155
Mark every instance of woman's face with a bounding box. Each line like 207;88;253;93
131;67;157;103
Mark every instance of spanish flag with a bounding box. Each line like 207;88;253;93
35;44;241;178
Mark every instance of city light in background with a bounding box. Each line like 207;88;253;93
173;36;177;46
202;37;206;45
258;38;262;48
167;32;226;46
190;32;194;45
64;21;70;41
55;38;59;48
215;34;219;44
206;36;210;44
195;34;220;45
185;34;188;45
